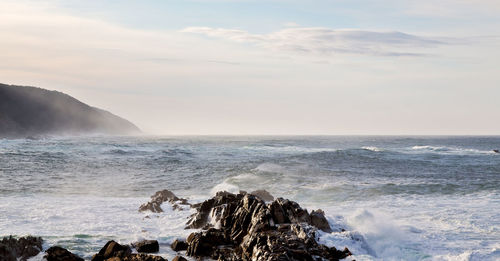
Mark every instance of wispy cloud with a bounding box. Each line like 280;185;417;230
182;27;447;56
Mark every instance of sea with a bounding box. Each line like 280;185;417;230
0;136;499;260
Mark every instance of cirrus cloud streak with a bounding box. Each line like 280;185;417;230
182;26;448;57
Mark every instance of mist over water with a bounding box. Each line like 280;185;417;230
1;136;499;260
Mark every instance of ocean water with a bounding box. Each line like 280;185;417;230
0;136;499;260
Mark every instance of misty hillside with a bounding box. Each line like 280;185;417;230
0;83;140;138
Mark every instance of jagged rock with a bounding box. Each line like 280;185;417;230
139;189;190;213
133;240;159;253
171;256;187;261
186;191;242;229
183;192;352;261
44;246;84;261
170;239;188;251
0;236;43;261
310;209;332;233
271;198;311;224
250;189;274;201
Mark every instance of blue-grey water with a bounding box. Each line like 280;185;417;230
0;136;499;260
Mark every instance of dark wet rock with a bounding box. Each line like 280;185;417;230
310;209;332;233
171;256;187;261
92;240;165;261
91;240;131;261
186;228;230;257
270;198;311;224
139;189;190;213
44;246;84;261
0;236;43;261
250;189;274;201
170;239;188;252
183;192;352;261
186;191;242;229
0;243;16;261
132;240;159;253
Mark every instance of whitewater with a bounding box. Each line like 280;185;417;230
0;136;499;260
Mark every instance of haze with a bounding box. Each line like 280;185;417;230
1;0;499;135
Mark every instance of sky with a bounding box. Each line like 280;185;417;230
1;0;499;135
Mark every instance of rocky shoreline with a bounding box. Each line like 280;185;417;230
1;190;351;261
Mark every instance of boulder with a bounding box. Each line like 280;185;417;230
139;189;190;213
133;240;159;253
171;256;187;261
0;236;43;261
170;239;188;252
44;246;84;261
91;240;131;261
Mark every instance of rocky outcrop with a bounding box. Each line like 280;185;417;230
132;240;159;253
0;236;43;261
180;191;350;261
44;246;84;261
91;240;165;261
139;189;190;213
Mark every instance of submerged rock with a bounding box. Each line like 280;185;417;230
91;240;165;261
0;236;43;261
183;191;351;260
44;246;84;261
139;189;190;213
132;240;159;253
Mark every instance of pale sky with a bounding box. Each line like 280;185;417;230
1;0;499;135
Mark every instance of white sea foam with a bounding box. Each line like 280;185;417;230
362;146;383;152
0;195;197;260
410;145;496;155
317;193;500;261
210;182;240;195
